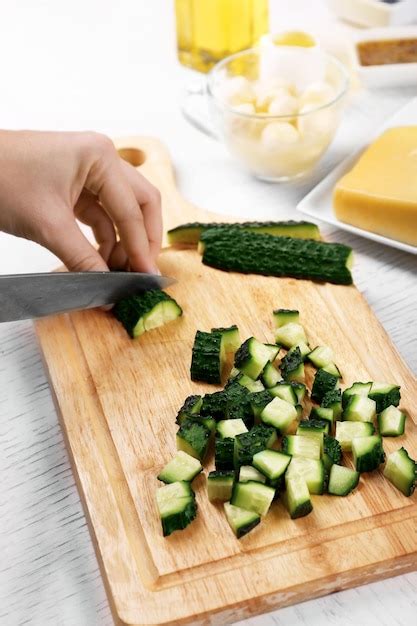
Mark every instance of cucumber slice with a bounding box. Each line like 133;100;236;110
290;382;307;403
383;447;417;497
252;449;291;485
322;362;342;378
113;290;182;338
234;337;275;380
207;470;234;502
175;395;203;424
216;419;248;439
239;465;267;484
156;481;197;536
343;395;377;423
261;397;298;434
286;456;326;495
310;406;334;424
280;347;305;382
322;434;342;470
264;343;280;362
352;435;385;472
215;436;234;471
261;362;282;388
342;382;372;409
307;346;334;369
211;325;240;353
231;480;275;517
273;309;299;328
249;390;274;421
176;418;211;461
284;476;313;519
158;451;203;484
190;330;223;384
234;424;278;470
297;420;328;452
321;388;342;420
311;368;339;403
282;435;321;460
328;464;360;496
224;502;261;539
335;421;375;451
236;373;265;393
294;341;311;359
369;382;401;413
268;383;298;405
275;323;307;348
378;405;406;437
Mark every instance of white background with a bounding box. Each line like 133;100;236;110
0;1;416;625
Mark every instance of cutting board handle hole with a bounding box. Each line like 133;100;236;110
117;147;146;167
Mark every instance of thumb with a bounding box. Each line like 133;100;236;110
45;219;109;272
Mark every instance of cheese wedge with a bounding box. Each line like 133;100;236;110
333;127;417;247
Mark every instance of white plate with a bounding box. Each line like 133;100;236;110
297;96;417;255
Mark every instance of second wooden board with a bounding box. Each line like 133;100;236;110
36;136;417;626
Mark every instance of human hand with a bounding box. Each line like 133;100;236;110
0;130;162;273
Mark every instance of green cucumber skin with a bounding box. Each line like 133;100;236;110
235;516;261;538
176;418;211;461
167;220;321;245
161;498;197;536
369;387;401;413
191;330;222;384
323;435;342;470
290;500;313;520
311;369;339;403
234;424;277;470
354;438;385;473
215;436;235;471
201;391;228;420
200;229;353;285
280;347;303;381
113;290;182;338
175;395;203;424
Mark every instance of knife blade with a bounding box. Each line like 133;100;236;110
0;272;176;322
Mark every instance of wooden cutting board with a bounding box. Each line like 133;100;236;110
36;137;417;626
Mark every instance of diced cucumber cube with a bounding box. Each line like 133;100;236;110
207;470;234;502
158;451;202;484
335;421;375;451
261;397;298;434
343;395;376;422
383;447;417;497
378;405;406;437
231;480;275;517
328;464;360;496
224;502;260;539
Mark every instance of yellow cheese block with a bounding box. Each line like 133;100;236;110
333;127;417;247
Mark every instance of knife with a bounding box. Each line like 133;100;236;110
0;272;175;323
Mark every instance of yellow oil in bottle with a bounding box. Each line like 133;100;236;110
175;0;269;73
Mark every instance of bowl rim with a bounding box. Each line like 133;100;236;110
206;47;350;120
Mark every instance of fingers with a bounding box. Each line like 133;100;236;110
75;190;117;264
120;159;163;263
84;137;157;273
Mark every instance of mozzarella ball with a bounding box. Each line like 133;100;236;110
268;92;299;117
300;81;336;109
297;105;335;139
217;76;255;106
261;122;299;149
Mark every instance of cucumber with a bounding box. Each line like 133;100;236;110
224;502;261;539
368;382;401;413
268;383;297;405
234;424;277;470
236;373;265;393
290;382;307;403
215;436;234;470
260;396;298;434
383;447;417;497
158;451;203;484
239;465;267;484
207;470;234;502
352;435;385;472
328;464;360;496
343;395;377;423
264;343;281;362
297;420;328;452
168;220;321;246
113;289;182;338
234;337;276;380
176;418;211;461
231;480;275;517
323;362;342;378
321;388;342;420
284;476;313;519
252;449;291;486
201;391;228;420
190;330;223;384
273;308;299;328
249;390;274;421
216;418;248;439
322;434;342;470
280;347;305;382
307;346;334;369
310;406;334;424
282;435;321;460
335;421;375;451
275;323;307;348
175;394;203;424
293;341;311;359
342;382;372;409
286;456;326;495
211;325;240;353
156;481;197;536
311;367;339;403
378;405;406;437
199;229;353;285
197;415;216;435
261;361;282;388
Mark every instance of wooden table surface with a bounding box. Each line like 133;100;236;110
0;1;416;625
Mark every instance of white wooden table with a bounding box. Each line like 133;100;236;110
0;1;416;625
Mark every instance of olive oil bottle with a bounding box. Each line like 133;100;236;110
175;0;269;73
